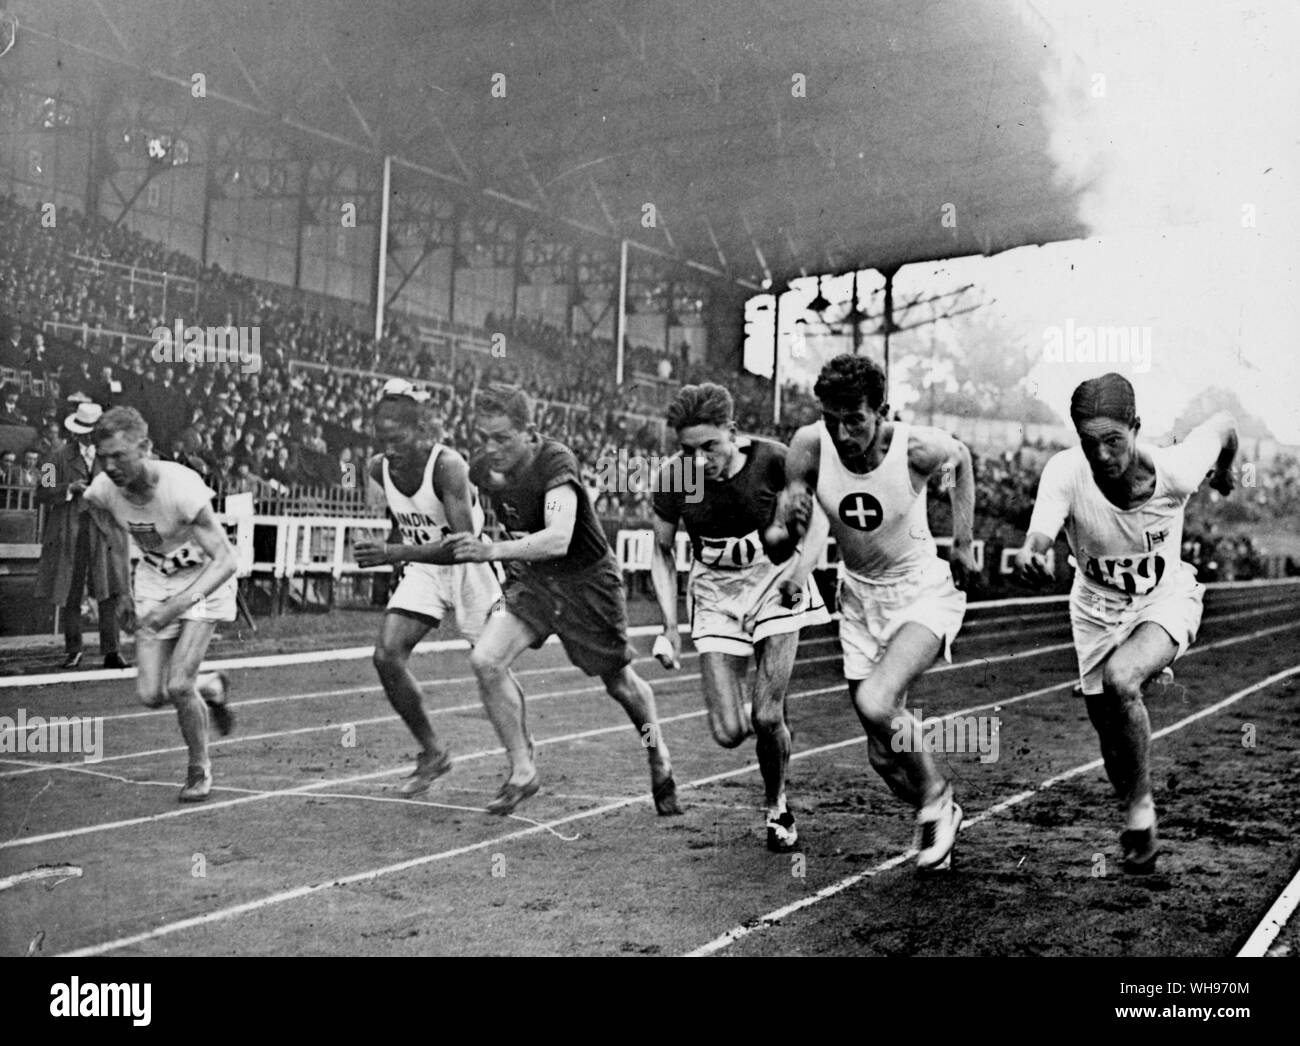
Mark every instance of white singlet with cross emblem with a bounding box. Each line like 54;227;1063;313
815;419;935;580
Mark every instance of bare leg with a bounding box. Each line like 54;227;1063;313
849;624;948;809
698;651;751;748
372;612;444;757
1097;623;1178;833
468;608;540;786
752;632;800;814
165;620;219;774
601;663;682;815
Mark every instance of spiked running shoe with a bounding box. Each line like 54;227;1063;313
179;765;212;803
205;672;236;737
1120;825;1160;874
766;809;798;853
915;786;963;872
486;772;540;815
398;747;454;797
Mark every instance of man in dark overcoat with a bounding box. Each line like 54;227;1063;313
34;401;133;669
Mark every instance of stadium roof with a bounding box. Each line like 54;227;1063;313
13;0;1091;289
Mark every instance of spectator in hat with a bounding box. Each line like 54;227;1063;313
0;383;27;426
34;401;132;669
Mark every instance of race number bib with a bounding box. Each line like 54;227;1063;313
696;531;763;570
140;543;204;577
400;522;451;546
1081;551;1166;597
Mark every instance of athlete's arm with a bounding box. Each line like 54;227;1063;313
449;482;578;563
910;427;978;589
1016;452;1071;583
649;511;683;667
142;504;237;631
361;451;475;567
1197;412;1239;495
774;497;829;599
764;424;820;564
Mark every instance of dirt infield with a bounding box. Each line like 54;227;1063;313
1;583;1297;956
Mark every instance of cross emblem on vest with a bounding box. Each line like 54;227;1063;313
838;492;883;532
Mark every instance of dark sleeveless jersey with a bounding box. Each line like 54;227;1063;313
470;438;610;575
653;437;787;569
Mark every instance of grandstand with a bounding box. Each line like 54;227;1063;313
1;0;1298;980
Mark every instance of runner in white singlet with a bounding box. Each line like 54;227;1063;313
85;406;237;803
1015;373;1239;873
768;355;978;872
353;379;503;797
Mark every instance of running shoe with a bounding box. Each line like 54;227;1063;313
179;765;212;803
1120;825;1160;874
399;747;454;796
916;785;962;871
766;809;799;853
206;672;236;736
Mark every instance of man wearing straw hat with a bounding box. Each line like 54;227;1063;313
34;400;132;670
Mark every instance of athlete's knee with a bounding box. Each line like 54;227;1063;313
137;684;167;709
164;677;198;705
710;718;748;749
372;643;409;674
751;702;786;738
855;690;902;733
469;644;509;684
1101;661;1146;704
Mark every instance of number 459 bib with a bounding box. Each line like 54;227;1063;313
1081;549;1166;597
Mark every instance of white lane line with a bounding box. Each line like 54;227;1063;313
0;636;835;731
0;640;1082;779
6;614;1295;847
1237;865;1300;957
51;675;1079;958
47;625;1300;957
10;579;1291;688
686;662;1300;957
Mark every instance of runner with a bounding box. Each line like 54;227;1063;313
446;385;681;817
1015;373;1238;873
353;379;503;796
649;382;830;851
85;406;236;802
768;354;978;871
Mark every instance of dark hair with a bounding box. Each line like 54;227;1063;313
475;384;533;431
664;383;734;432
813;354;887;409
374;394;429;430
1070;373;1137;428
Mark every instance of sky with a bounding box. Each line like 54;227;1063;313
745;0;1300;443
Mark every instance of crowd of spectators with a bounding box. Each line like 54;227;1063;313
2;193;1295;582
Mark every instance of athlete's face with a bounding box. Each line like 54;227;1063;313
676;423;736;481
1077;416;1139;482
96;431;150;487
821;397;885;462
374;407;422;472
475;414;531;474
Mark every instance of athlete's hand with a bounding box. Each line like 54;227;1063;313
777;577;804;608
68;479;88;498
1208;465;1235;497
949;544;980;593
653;630;681;670
137;603;174;635
444;533;491;563
353;539;394;568
1014;545;1053;585
786;490;813;537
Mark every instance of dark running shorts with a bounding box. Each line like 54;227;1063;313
498;556;636;678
